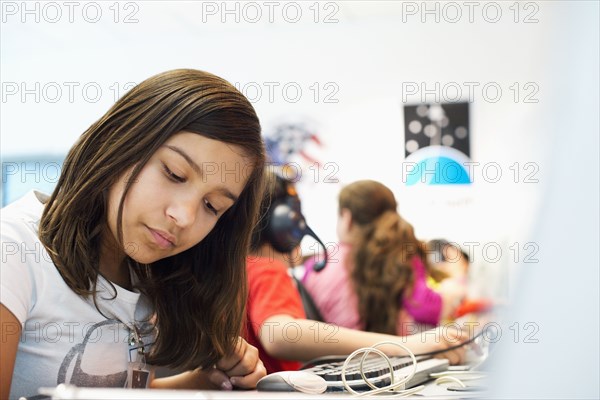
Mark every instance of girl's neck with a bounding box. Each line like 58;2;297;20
101;258;132;290
98;230;131;290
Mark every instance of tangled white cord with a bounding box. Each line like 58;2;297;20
431;370;487;389
340;341;425;397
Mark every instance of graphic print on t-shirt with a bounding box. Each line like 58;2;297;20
57;319;128;387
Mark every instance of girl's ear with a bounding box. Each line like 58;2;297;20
337;208;354;243
340;208;353;229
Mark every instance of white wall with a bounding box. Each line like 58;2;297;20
492;4;599;397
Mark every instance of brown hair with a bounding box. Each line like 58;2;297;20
38;69;266;370
339;180;429;335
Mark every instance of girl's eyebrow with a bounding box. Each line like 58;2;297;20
163;144;239;202
165;145;203;176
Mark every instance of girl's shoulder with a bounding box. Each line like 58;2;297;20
1;190;47;238
1;192;58;325
1;190;56;280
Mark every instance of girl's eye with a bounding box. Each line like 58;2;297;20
204;200;218;216
162;163;185;183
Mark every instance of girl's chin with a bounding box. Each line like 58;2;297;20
125;248;168;264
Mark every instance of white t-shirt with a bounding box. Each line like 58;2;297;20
1;191;153;399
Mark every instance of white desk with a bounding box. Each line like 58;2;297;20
39;380;488;399
39;386;349;399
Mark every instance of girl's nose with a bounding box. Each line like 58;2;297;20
166;197;197;228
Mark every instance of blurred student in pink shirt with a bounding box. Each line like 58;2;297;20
303;180;465;335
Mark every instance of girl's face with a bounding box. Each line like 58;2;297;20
106;131;251;264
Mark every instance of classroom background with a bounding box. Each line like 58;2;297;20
1;1;598;398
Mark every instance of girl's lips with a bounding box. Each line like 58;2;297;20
148;228;175;249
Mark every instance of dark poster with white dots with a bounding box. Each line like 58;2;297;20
403;103;470;158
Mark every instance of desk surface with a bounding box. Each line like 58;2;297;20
40;381;487;399
40;386;349;399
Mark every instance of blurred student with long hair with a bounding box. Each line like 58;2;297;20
303;180;465;336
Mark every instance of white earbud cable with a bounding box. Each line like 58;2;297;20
341;341;425;397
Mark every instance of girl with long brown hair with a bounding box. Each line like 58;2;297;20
1;69;267;398
304;180;465;336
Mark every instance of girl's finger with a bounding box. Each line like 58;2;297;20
206;367;233;391
229;360;267;389
216;338;247;372
224;343;259;377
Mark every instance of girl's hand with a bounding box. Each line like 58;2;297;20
428;325;472;365
208;337;266;390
